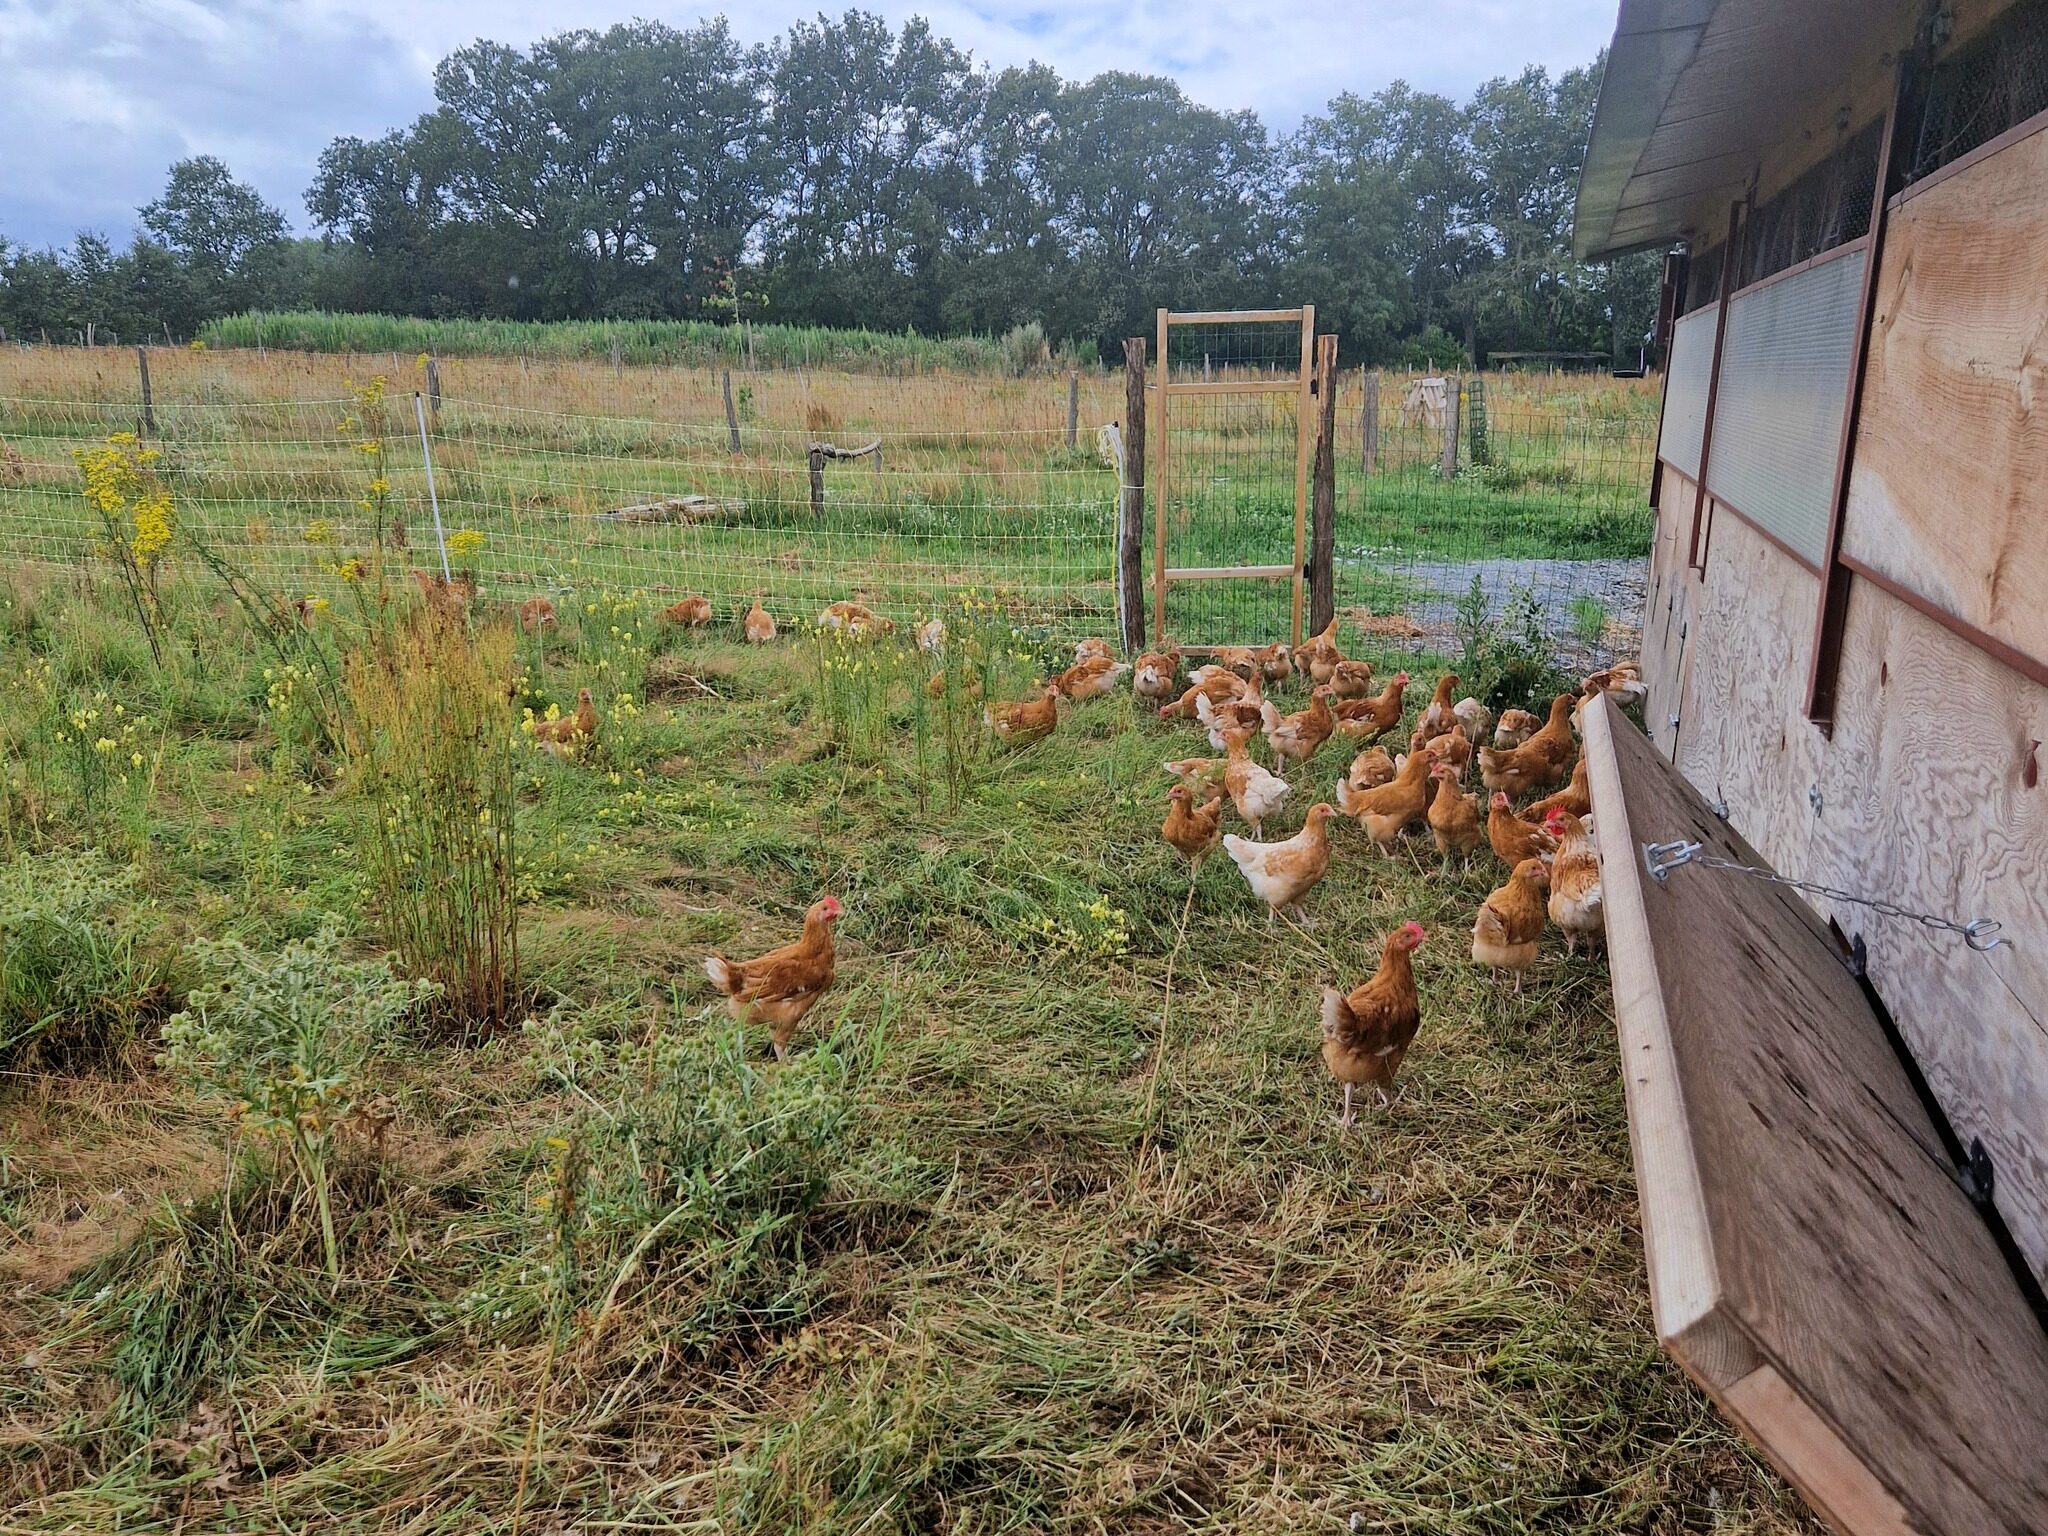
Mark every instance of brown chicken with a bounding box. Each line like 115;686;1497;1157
517;595;558;631
1452;697;1492;746
1526;758;1592;823
1133;646;1183;701
1074;637;1116;665
1295;614;1343;678
818;600;894;636
413;569;476;618
1162;754;1229;791
1408;725;1472;783
1162;783;1225;870
1346;745;1435;852
742;602;777;643
1327;658;1377;699
664;595;713;626
535;687;599;754
704;895;842;1059
1214;645;1262;681
916;616;946;653
985;685;1059;744
1419;673;1460;739
1053;655;1129;699
1195;681;1266;749
1222;803;1335;922
1580;661;1644;702
1493;707;1541;749
1158;669;1248;720
1426;762;1484;863
1260;686;1336;767
1487;792;1558;868
1345;746;1397;791
1251;642;1295;685
1477;693;1575;797
1319;921;1427;1127
1471;859;1549;992
1545;809;1605;955
1332;671;1411;743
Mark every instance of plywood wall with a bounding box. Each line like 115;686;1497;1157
1658;499;2048;1280
1842;123;2048;670
1642;466;1700;761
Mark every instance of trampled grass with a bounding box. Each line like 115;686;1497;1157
0;563;1819;1533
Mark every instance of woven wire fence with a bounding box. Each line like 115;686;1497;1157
0;348;1656;670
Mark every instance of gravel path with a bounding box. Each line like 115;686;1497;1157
1336;554;1647;669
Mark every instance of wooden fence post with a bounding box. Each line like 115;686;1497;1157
1066;369;1079;451
1310;335;1339;637
610;334;622;375
723;371;742;454
425;356;441;427
1360;370;1378;473
136;346;155;436
807;445;826;521
1120;337;1147;654
1440;379;1461;479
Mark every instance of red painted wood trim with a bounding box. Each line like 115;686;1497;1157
1688;201;1746;573
1889;102;2048;209
1839;555;2048;690
1805;62;1903;732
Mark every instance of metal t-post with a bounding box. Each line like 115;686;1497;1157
415;391;452;581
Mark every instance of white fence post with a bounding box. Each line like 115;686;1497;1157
415;391;451;581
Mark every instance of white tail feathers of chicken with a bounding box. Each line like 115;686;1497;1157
703;955;737;995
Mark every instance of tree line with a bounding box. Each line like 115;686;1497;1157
0;11;1661;366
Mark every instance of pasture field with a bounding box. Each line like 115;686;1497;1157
0;539;1823;1531
0;346;1658;656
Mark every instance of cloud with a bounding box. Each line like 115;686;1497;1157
0;0;1618;250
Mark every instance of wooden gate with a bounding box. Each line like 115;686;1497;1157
1151;306;1316;647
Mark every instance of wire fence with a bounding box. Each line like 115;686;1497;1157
0;346;1657;669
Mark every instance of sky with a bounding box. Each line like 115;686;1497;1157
0;0;1619;251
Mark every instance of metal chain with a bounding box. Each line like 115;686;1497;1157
1641;839;2007;952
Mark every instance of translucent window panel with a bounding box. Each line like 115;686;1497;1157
1708;249;1865;565
1659;306;1717;479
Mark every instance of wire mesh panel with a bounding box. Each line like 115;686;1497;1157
1152;310;1312;648
1907;0;2048;184
1706;247;1865;566
1734;118;1882;289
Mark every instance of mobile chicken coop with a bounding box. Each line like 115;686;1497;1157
1573;0;2048;1530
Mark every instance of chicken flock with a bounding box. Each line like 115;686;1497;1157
488;580;1639;1133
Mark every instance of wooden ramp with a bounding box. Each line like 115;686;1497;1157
1580;695;2048;1535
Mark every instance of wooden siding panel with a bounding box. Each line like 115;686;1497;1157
1810;580;2048;1275
1644;467;1701;761
1841;126;2048;671
1676;514;1826;882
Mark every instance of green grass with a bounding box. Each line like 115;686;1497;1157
0;567;1817;1533
200;310;1069;375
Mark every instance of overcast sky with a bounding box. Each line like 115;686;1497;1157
0;0;1619;251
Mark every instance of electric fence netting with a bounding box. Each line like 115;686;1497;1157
0;347;1657;668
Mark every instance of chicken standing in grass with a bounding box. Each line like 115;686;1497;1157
1251;642;1294;685
1477;693;1576;797
1223;803;1335;923
915;616;946;653
1053;655;1129;700
1488;792;1558;868
1345;746;1435;852
1162;783;1225;871
1425;761;1484;863
1493;707;1540;749
1327;658;1376;699
1221;728;1291;840
1295;614;1343;680
535;688;599;756
1526;759;1592;823
664;595;713;627
1545;809;1605;955
1452;697;1493;746
818;601;894;637
1319;921;1427;1128
1133;646;1182;702
1074;637;1116;665
517;595;558;631
1472;859;1550;992
1260;685;1336;768
704;895;842;1060
1194;682;1266;752
985;685;1058;744
1419;673;1460;739
742;602;776;643
1332;672;1410;743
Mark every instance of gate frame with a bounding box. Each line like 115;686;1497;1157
1151;305;1316;648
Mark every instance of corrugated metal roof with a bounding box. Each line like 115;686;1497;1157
1574;0;1917;259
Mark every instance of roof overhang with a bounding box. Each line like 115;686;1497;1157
1573;0;1919;260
